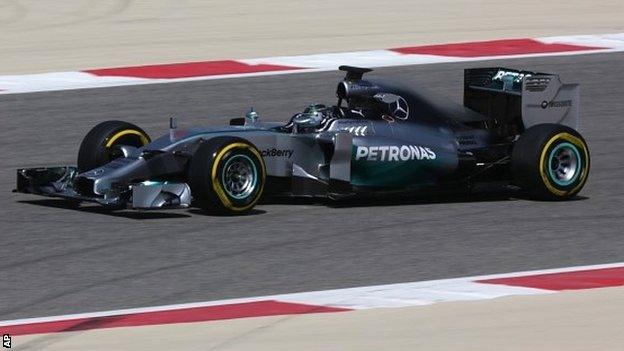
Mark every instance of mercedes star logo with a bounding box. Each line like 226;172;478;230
392;96;409;120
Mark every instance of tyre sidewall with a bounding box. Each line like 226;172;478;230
189;138;266;214
512;124;590;199
538;131;589;196
77;121;150;172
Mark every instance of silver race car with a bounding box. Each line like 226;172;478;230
15;66;590;214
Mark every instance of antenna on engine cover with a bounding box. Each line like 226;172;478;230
339;65;373;81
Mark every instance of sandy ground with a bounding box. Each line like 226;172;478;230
1;0;623;74
12;286;624;351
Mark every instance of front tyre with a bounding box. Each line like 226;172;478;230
188;137;266;215
77;120;150;172
511;123;590;200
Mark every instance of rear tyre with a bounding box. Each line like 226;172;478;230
511;123;590;200
188;137;266;215
77;120;150;172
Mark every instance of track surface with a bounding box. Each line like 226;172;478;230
1;53;623;320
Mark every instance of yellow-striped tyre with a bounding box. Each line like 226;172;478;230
77;120;150;172
188;137;266;215
511;124;590;200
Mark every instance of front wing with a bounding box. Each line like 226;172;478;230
15;167;191;209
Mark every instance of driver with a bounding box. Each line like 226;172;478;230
290;104;331;130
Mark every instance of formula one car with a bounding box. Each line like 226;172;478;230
15;66;590;214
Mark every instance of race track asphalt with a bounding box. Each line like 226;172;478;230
1;53;623;320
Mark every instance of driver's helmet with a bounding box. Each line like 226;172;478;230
292;104;328;128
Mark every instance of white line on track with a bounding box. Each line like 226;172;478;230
1;261;622;327
1;33;623;95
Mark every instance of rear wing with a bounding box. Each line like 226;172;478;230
464;67;579;130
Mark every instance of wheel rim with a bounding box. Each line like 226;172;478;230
547;142;582;186
221;154;258;199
